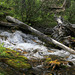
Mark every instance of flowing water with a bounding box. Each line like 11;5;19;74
0;29;75;75
0;29;75;64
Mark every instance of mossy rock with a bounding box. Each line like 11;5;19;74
6;59;31;70
0;46;32;72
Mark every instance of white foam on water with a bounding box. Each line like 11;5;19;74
0;30;75;63
48;50;70;57
0;30;48;59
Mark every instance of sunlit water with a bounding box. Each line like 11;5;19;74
0;30;75;64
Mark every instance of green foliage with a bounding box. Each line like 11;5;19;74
0;0;75;27
64;0;75;23
0;0;14;21
1;0;56;27
0;43;6;56
72;37;75;39
0;72;4;75
67;1;75;23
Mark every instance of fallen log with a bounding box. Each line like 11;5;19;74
6;16;75;54
0;21;18;27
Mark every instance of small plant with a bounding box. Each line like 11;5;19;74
0;43;6;56
0;72;5;75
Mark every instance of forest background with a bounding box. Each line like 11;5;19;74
0;0;75;28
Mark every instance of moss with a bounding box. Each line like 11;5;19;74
0;44;32;72
72;37;75;40
6;59;31;70
45;58;51;62
0;62;25;75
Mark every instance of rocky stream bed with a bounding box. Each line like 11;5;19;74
0;26;75;75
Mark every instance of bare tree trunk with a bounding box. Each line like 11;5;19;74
6;16;75;54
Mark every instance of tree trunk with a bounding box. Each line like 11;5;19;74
6;16;75;54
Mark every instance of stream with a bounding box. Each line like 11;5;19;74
0;28;75;75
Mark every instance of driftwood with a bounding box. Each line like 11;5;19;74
6;16;75;54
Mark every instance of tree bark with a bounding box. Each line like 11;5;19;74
6;16;75;54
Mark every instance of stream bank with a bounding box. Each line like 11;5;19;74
0;26;75;75
0;46;75;75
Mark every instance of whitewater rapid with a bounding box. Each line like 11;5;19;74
0;30;75;64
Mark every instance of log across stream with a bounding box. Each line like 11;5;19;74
0;27;75;64
0;16;75;62
0;18;75;74
5;16;75;55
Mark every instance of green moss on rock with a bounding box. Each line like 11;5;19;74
6;59;31;70
0;45;32;72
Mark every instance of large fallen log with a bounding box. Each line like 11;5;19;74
6;16;75;54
